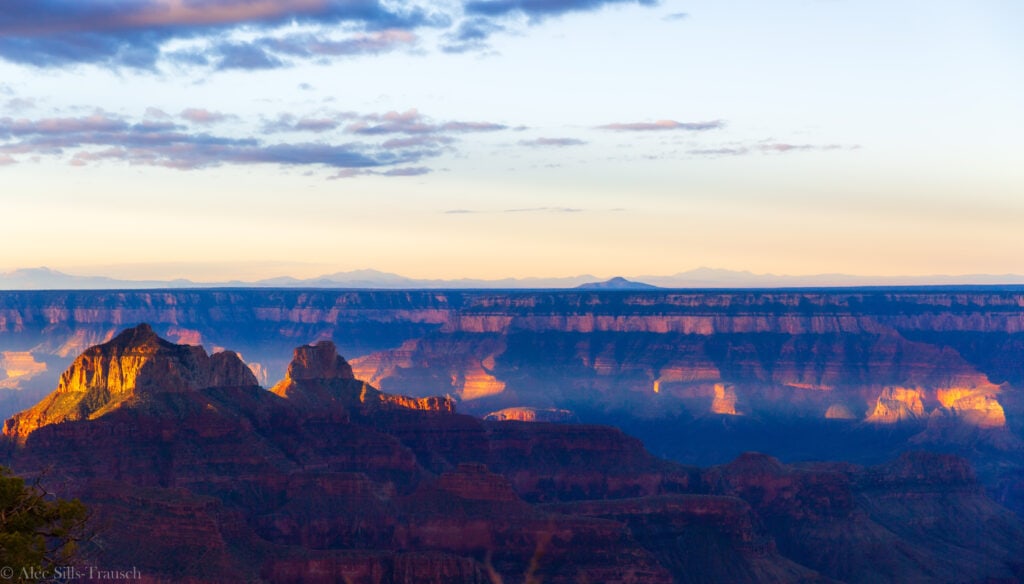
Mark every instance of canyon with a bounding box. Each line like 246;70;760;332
2;324;1023;582
1;288;1023;515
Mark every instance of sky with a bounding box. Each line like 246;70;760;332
1;0;1022;282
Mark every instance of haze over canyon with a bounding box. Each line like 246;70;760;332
2;287;1024;520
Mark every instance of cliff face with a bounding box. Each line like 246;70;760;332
1;326;1022;583
2;289;1024;513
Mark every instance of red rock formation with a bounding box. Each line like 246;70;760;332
270;340;454;414
3;324;256;439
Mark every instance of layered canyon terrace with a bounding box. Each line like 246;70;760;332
2;287;1024;514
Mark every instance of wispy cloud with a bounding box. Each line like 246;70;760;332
180;108;232;125
519;137;587;147
263;113;351;133
441;17;506;53
663;12;689;21
346;109;508;135
465;0;656;20
687;142;861;157
0;109;456;172
598;119;725;132
0;106;515;174
331;166;431;179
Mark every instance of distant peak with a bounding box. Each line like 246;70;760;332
576;277;659;290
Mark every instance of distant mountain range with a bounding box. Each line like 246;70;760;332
3;266;1024;290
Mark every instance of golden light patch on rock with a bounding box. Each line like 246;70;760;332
711;383;741;416
458;367;506;401
825;404;858;420
866;387;926;424
0;351;47;389
936;388;1007;428
787;382;834;391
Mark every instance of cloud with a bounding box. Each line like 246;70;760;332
0;0;665;68
380;135;456;149
180;108;231;125
346;109;508;135
0;110;433;171
662;12;689;21
0;106;514;174
331;166;431;179
0;0;437;69
598;119;725;132
687;142;861;157
257;29;417;58
464;0;657;20
5;97;37;112
519;137;586;147
263;113;349;133
687;147;749;157
215;42;285;70
441;17;506;53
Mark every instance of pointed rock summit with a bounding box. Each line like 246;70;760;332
3;323;257;438
271;341;454;414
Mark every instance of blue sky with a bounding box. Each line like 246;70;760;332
1;0;1021;281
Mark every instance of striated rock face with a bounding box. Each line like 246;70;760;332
3;324;256;438
866;386;927;424
0;327;1022;583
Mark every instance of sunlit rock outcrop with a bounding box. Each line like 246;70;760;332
3;323;256;438
271;340;454;414
866;387;927;424
711;383;742;416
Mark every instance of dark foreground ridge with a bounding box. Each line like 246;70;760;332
2;325;1023;583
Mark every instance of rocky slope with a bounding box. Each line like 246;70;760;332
1;325;1023;583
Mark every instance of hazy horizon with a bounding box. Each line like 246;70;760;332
2;1;1021;281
